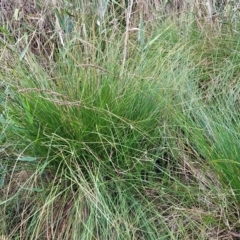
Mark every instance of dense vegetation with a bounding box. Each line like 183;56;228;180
1;1;240;239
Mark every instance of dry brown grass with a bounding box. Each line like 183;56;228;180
1;0;235;63
0;0;57;61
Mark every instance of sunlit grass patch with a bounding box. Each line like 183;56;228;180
1;0;240;239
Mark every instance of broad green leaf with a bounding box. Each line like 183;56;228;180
0;176;5;189
18;156;37;162
23;187;43;192
13;8;19;20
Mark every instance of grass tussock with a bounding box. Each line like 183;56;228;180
1;0;240;239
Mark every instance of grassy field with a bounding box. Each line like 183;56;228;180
1;1;240;239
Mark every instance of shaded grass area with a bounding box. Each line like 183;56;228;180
1;1;240;239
